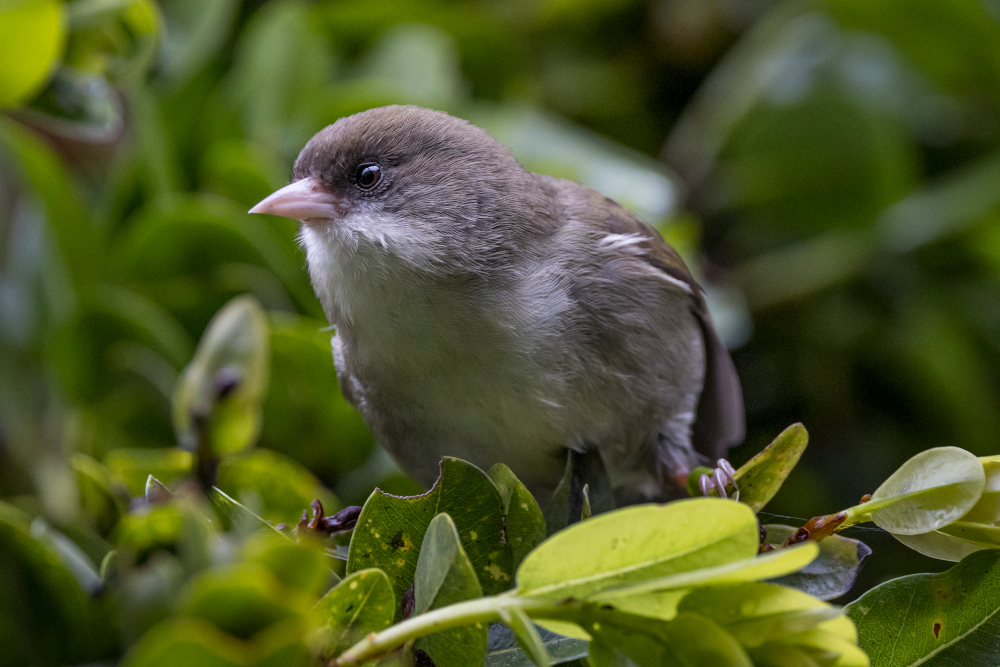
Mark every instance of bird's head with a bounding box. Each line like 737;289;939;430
250;105;547;274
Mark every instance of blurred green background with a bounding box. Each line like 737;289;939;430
3;0;1000;627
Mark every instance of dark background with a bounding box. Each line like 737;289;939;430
4;0;1000;603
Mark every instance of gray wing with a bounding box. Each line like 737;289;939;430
592;191;745;460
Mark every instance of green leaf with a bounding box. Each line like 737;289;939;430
546;448;614;535
847;549;1000;666
845;447;985;534
216;448;339;527
938;520;1000;545
64;0;159;80
347;457;512;617
488;463;547;571
0;0;65;108
729;423;809;512
262;315;374;483
891;528;994;563
105;447;194;497
179;563;312;640
29;517;103;595
961;455;1000;524
242;531;330;596
157;0;239;81
173;295;270;456
750;615;869;667
594;541;819;608
211;487;281;535
21;67;123;142
585;609;752;667
413;513;488;667
764;524;872;600
114;499;214;574
893;519;1000;563
311;568;394;658
0;502;114;664
498;606;552;667
120;618;247;667
677;582;844;649
487;624;588;667
72;452;127;536
516;498;759;602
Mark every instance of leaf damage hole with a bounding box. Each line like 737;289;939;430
933;621;942;639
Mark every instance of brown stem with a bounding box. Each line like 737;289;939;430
782;511;848;546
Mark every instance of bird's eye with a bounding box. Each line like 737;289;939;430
355;163;382;189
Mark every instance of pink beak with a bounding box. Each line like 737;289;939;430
248;178;347;223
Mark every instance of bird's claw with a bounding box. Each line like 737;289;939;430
698;459;739;501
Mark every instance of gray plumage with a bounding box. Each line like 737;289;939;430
256;105;744;505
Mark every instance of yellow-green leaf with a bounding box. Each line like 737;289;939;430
516;498;759;601
0;0;65;108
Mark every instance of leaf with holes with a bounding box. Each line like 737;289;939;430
486;623;588;667
347;457;512;619
846;549;1000;666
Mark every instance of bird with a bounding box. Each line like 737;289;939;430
250;105;744;511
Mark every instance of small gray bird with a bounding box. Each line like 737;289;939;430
250;105;744;508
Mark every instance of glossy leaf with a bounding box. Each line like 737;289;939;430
347;457;512;616
413;513;488;667
516;498;759;601
847;549;1000;666
764;524;872;600
846;447;985;535
487;624;588;667
497;606;552;667
0;0;65;108
173;295;270;456
488;463;547;571
311;568;394;658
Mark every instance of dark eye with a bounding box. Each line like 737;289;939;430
355;163;382;189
